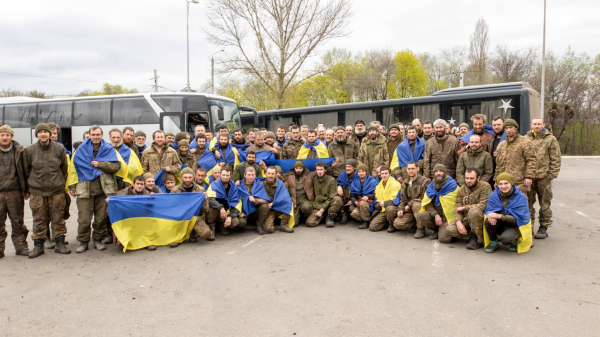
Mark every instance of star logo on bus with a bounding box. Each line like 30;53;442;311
499;99;514;115
448;117;456;125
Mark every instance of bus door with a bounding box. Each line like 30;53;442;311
160;111;209;136
160;113;183;135
184;111;209;135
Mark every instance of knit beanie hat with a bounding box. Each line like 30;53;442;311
357;164;368;172
35;123;52;136
181;167;194;176
143;173;154;180
459;123;469;129
265;132;275;139
433;163;447;173
294;160;305;169
503;119;519;129
213;166;221;173
496;172;514;185
0;125;14;136
175;132;187;142
389;124;400;131
346;159;357;168
134;130;146;138
165;132;175;137
178;140;190;147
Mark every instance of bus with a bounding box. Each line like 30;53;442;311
0;93;257;150
245;82;540;135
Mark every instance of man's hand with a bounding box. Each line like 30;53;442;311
435;214;442;227
91;160;99;168
259;161;267;169
190;149;196;154
270;148;278;154
345;200;352;206
268;202;273;209
405;205;410;212
219;162;225;167
488;217;497;226
337;186;343;197
360;196;368;202
235;181;241;186
315;208;324;218
456;206;465;213
397;210;404;217
249;196;255;203
220;208;227;219
240;213;246;218
215;151;221;159
164;166;171;172
333;157;339;166
524;178;533;187
224;217;232;228
23;192;30;200
396;176;403;184
379;200;385;208
149;192;154;196
487;212;501;220
456;221;467;235
69;190;76;197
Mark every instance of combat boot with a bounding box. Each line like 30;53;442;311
429;228;438;240
208;224;216;241
256;224;265;235
76;242;88;253
279;222;294;233
414;228;426;239
103;236;113;245
54;237;71;254
387;223;396;233
189;231;198;243
339;212;347;226
219;223;229;236
169;242;179;248
44;239;55;250
534;226;548;239
466;235;482;250
94;240;106;251
29;240;45;259
15;248;31;257
326;214;335;228
358;221;369;229
0;252;3;258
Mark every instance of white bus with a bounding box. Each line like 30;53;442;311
0;93;257;149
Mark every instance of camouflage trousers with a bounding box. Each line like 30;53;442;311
294;200;313;225
264;210;291;233
393;203;422;231
76;195;108;243
417;210;447;229
350;200;371;222
527;177;553;228
329;196;348;215
193;214;211;239
239;204;268;229
206;207;240;228
438;208;484;244
45;191;71;241
0;191;29;253
30;193;67;241
306;206;329;227
369;207;397;232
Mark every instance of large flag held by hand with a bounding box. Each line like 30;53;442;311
67;138;127;189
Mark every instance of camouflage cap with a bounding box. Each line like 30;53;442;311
0;125;14;136
181;167;194;176
503;119;519;129
496;172;514;185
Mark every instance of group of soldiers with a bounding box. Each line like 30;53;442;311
0;112;561;258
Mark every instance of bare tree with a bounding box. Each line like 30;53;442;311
489;44;537;83
466;17;490;85
440;46;467;88
356;50;395;101
205;0;353;109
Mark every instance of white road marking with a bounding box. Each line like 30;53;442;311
242;236;263;248
432;241;442;267
575;211;600;224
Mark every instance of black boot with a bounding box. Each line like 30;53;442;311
29;239;45;259
466;234;482;250
429;227;439;240
358;221;369;229
534;226;548;239
387;223;396;233
414;228;426;239
339;212;347;225
326;214;335;228
54;236;71;254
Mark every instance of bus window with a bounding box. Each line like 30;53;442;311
153;96;183;112
4;104;37;128
211;100;241;132
186;112;209;135
38;101;73;127
113;97;159;124
414;103;440;123
0;106;3;124
73;99;110;125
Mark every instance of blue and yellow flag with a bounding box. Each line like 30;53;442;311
263;158;336;173
276;136;289;148
483;187;532;253
117;145;143;185
237;179;271;216
216;143;240;168
297;139;329;159
196;150;220;185
66;138;127;189
207;179;242;214
390;137;425;170
420;177;459;223
350;174;378;212
230;143;251;151
208;137;218;151
238;150;275;163
336;169;358;188
107;193;205;252
375;178;402;212
267;179;295;228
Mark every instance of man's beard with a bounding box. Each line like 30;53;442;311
474;128;484;135
434;176;445;183
369;135;377;140
247;160;255;166
355;128;366;136
295;170;303;177
335;136;346;142
135;141;144;146
111;141;122;148
220;143;228;149
436;131;445;138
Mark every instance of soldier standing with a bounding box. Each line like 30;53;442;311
141;130;182;176
357;126;389;178
282;126;304;159
493;119;537;193
328;127;359;178
423;119;460;179
122;126;140;158
455;135;493;187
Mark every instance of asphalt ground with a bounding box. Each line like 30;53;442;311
1;157;599;336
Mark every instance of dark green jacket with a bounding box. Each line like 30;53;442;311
327;137;359;177
312;175;336;210
456;146;493;186
22;140;68;196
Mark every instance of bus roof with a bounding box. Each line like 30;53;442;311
0;96;44;103
0;92;237;105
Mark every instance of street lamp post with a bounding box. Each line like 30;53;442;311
186;0;199;92
211;49;224;94
540;0;547;120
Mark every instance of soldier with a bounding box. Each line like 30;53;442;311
69;126;121;253
195;167;207;187
192;134;209;163
176;140;196;169
350;120;367;145
238;166;269;235
134;130;147;156
307;162;336;227
457;114;495;156
526;117;561;239
439;167;491;250
493;119;537;193
117;175;149;196
170;167;213;243
207;167;241;236
0;125;30;258
392;161;430;234
246;131;275;154
490;116;505;172
325;129;334;145
349;164;377;229
300;125;309;140
370;166;402;232
298;129;329;159
164;132;176;148
412;118;423;138
232;150;262;183
328;127;359;178
357;125;389;178
108;128;129;190
122;126;140;158
48;122;71;156
457;123;470;138
189;124;206;153
284;161;315;225
262;166;294;234
331;159;359;226
416;164;459;240
423;119;460;179
214;134;238;172
163;173;176;193
283;125;304;159
141;130;182;177
264;131;282;159
392;126;425;184
23;123;70;258
385;124;404;165
378;125;387;138
421;121;434;142
317;126;327;145
345;125;353;138
456;134;493;187
275;124;288;148
143;173;161;195
247;128;256;145
230;128;250;146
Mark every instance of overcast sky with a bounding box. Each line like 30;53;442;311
1;0;598;96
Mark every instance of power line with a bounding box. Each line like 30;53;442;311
0;71;153;87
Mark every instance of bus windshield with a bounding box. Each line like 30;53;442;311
211;100;241;132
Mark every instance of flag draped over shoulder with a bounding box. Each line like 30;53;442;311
297;139;329;159
117;145;143;185
336;170;358;188
270;180;295;228
390;137;425;170
196;150;220;184
460;126;506;145
67;138;127;188
420;177;459;223
238;150;275;163
154;169;168;193
263;158;336;173
237;179;271;216
276;137;289;148
350;174;378;212
208;138;218;151
207;179;242;214
138;144;147;155
230;143;251;151
108;193;205;252
374;178;402;212
216;144;240;167
483;187;532;253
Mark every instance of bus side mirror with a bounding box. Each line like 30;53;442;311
218;108;224;121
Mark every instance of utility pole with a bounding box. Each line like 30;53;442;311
540;0;547;120
151;69;159;92
211;49;224;94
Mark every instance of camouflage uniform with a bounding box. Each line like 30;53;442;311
423;135;460;179
385;135;404;165
494;134;537;192
357;136;389;178
393;175;430;230
282;137;304;160
171;182;212;239
327;138;359;178
141;142;182;176
284;169;315;224
232;162;262;183
0;140;29;254
438;181;491;244
117;186;149;196
455;147;493;186
526;130;561;228
262;179;291;233
349;177;376;222
207;181;240;230
306;175;336;227
237;181;269;230
421;133;434;142
456;131;494;156
178;150;197;170
246;143;274;155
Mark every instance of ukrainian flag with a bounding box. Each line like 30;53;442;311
420;177;459;223
207;179;242;214
374;178;402;212
107;193;205;252
483;187;532;253
390;137;425;171
117;145;143;185
269;179;295;228
66;138;127;189
196;150;220;185
297;139;329;159
263;158;336;173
